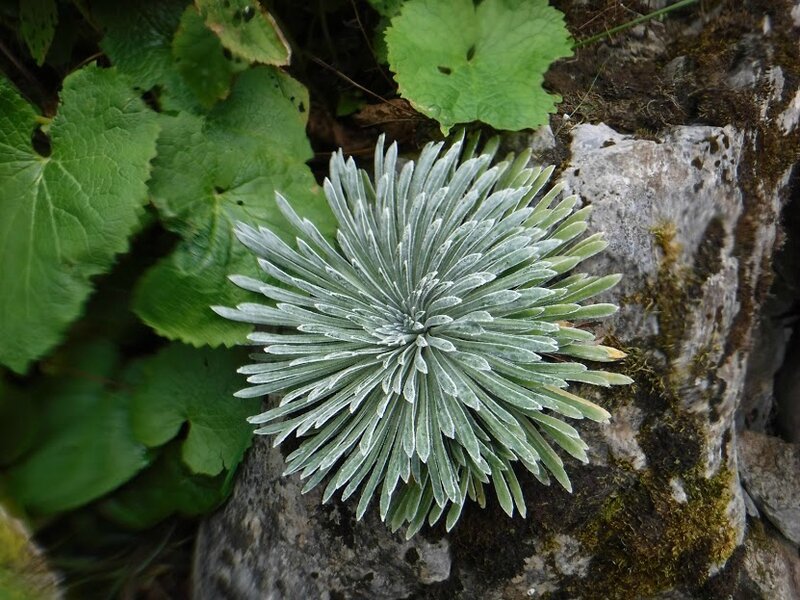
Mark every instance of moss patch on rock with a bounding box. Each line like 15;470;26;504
418;3;798;595
0;506;61;600
565;468;737;599
549;216;738;598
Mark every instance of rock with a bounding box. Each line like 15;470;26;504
739;297;792;434
504;535;592;598
193;439;451;599
737;523;800;600
738;430;800;545
737;36;800;441
194;2;800;598
193;126;783;599
499;125;559;166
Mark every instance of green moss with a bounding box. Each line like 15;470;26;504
0;507;60;600
534;343;739;598
639;412;706;476
558;218;737;598
620;221;700;364
623;214;728;391
679;0;800;360
588;335;655;412
689;342;719;379
570;468;738;599
649;222;692;361
461;2;798;594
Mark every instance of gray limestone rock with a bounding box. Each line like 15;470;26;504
193;129;790;599
194;2;800;598
192;439;451;599
737;524;800;600
738;430;800;545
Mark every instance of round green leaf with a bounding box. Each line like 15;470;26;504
133;67;335;347
98;443;232;530
386;0;573;133
19;0;58;65
5;342;150;515
197;0;291;65
96;0;208;113
97;0;185;91
367;0;403;18
129;343;259;476
0;67;159;373
173;5;246;108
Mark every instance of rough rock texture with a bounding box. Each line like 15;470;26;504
194;2;800;598
740;299;792;434
738;83;800;444
192;437;452;600
738;430;800;545
737;524;800;600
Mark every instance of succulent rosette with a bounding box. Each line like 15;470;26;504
214;135;631;537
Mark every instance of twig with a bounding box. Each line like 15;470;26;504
348;0;395;88
308;55;417;117
575;0;698;48
554;55;611;137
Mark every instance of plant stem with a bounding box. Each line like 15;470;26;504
574;0;699;48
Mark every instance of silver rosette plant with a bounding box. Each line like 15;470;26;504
214;134;631;537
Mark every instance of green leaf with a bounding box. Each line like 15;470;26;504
96;0;184;90
368;0;404;59
196;0;290;65
95;0;205;113
559;343;627;362
5;342;150;515
0;67;159;373
133;66;335;346
129;343;258;476
371;15;392;64
173;5;245;108
98;443;232;530
367;0;403;17
0;379;38;467
385;0;572;133
134;243;254;347
19;0;58;65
